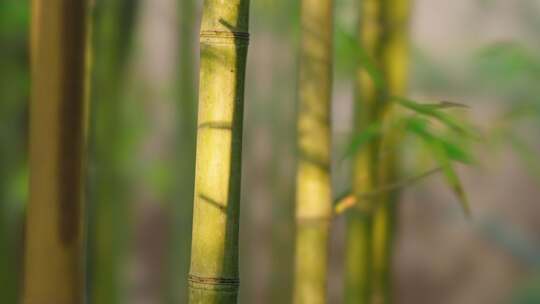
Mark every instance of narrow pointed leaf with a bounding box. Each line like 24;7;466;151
394;96;479;139
405;116;474;164
423;101;470;109
335;25;386;89
434;144;471;217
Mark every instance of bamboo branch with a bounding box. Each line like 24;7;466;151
335;167;441;215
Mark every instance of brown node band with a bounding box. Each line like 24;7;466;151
188;274;240;292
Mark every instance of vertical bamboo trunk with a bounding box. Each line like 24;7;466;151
166;0;197;302
188;0;250;303
345;0;410;303
293;0;333;303
371;1;410;303
23;0;91;303
89;1;138;303
345;0;383;303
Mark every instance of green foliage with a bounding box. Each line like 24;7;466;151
393;97;479;138
472;41;540;184
507;133;540;183
335;25;385;88
404;117;474;165
473;42;540;92
342;96;480;216
0;2;29;303
472;42;540;103
0;1;28;37
512;278;540;304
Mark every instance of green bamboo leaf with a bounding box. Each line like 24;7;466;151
405;117;475;164
394;96;479;139
423;100;470;109
442;142;475;164
341;122;382;161
433;143;471;217
335;25;386;89
508;134;540;183
407;117;471;216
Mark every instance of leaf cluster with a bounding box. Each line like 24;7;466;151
342;96;481;216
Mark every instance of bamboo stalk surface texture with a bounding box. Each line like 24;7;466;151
188;0;251;303
294;0;334;303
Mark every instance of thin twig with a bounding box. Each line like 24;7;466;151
334;167;442;215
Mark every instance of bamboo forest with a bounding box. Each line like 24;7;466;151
3;0;540;303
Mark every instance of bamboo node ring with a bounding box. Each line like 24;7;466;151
188;274;240;291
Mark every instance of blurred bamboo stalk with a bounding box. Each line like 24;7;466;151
88;1;139;303
188;0;250;303
371;1;410;303
345;0;410;303
293;0;333;303
23;0;91;303
164;0;197;302
345;0;383;302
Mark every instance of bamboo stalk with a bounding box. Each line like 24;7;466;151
371;1;410;303
293;0;334;303
23;1;91;303
345;0;383;302
88;1;138;303
188;0;250;303
345;0;410;302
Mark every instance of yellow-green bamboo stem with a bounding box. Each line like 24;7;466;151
293;0;333;303
89;1;138;303
188;0;250;303
23;1;91;303
165;0;197;302
345;0;384;303
371;1;409;303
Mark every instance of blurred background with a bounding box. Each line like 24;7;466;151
2;0;540;303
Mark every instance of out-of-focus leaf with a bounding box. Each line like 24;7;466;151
508;134;540;183
404;117;471;216
499;102;540;123
432;142;471;217
423;101;470;109
405;117;475;164
511;276;540;304
335;25;386;89
472;42;540;96
0;1;29;37
341;122;382;161
394;96;480;139
474;42;540;80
